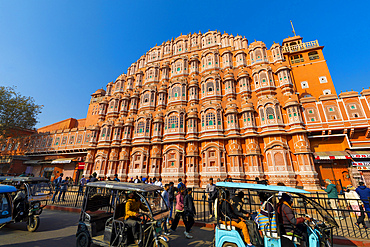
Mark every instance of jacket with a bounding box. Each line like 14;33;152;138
220;199;239;220
125;198;148;219
175;193;184;211
324;184;338;199
277;202;304;233
355;186;370;203
184;193;196;216
168;186;175;202
230;195;248;218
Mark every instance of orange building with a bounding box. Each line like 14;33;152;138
1;30;370;189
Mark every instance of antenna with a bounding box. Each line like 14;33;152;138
290;20;297;36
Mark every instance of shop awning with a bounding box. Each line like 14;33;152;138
51;158;75;164
314;151;351;160
24;160;42;165
347;150;370;159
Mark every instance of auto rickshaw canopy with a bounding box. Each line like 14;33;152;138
86;181;163;192
216;181;310;194
0;184;17;193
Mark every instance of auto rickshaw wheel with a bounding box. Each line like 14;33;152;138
153;239;170;247
27;216;40;232
76;231;91;247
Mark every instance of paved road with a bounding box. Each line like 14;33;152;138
0;209;353;247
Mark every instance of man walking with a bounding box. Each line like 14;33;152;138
323;179;343;220
205;178;217;220
52;173;63;203
58;176;69;202
79;175;87;194
356;182;370;219
168;182;175;219
184;188;196;239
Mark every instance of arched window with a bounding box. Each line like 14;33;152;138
169;116;178;129
172;86;181;98
206;113;216;126
266;107;275;119
308;51;319;60
207;81;214;92
259;109;265;121
137;121;145;133
143;93;150;103
217;111;222;125
146;119;150;133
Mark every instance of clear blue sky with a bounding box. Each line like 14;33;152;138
1;0;369;128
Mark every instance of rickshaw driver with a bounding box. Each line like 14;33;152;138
124;191;149;243
277;193;309;243
221;190;253;247
13;184;27;218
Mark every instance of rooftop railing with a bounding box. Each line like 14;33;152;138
283;40;319;53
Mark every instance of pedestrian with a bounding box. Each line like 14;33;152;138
19;172;26;177
155;177;163;187
355;182;370;219
177;178;185;190
129;177;134;183
90;172;98;182
140;176;144;183
345;185;367;229
168;182;175;219
114;174;120;182
107;177;112;181
149;178;153;184
79;175;86;194
142;177;147;184
183;187;196;239
58;176;68;202
52;173;63;203
87;175;92;183
161;184;170;235
205;178;217;220
322;179;343;220
134;176;140;183
170;186;186;233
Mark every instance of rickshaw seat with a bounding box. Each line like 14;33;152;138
90;212;113;223
219;223;236;231
114;203;126;219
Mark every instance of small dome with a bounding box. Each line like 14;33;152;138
92;88;106;96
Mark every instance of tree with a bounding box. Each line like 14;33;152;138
0;86;43;139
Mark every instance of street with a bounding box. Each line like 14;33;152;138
0;209;352;247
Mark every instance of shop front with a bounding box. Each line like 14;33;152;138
348;150;370;186
314;151;352;190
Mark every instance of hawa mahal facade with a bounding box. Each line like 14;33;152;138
1;31;370;189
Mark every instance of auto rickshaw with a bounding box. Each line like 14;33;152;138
214;181;338;247
1;176;52;231
0;184;17;227
76;181;170;247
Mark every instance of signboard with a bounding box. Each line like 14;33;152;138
353;162;370;166
351;154;370;158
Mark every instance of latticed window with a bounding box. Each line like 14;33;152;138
260;109;265;121
217;111;222;125
202;114;205;127
207;81;214;92
180;114;184;128
275;105;281;119
266;107;275;119
169;116;178;129
143;94;150;103
308;51;319;60
146;119;150;133
206;113;216;126
137;121;145;133
172;86;180;98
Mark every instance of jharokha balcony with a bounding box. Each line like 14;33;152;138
283;40;319;53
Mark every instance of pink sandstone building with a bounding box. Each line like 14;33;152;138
1;31;370;189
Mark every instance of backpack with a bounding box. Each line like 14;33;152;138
245;220;264;247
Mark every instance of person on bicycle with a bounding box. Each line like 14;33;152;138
124;191;149;243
